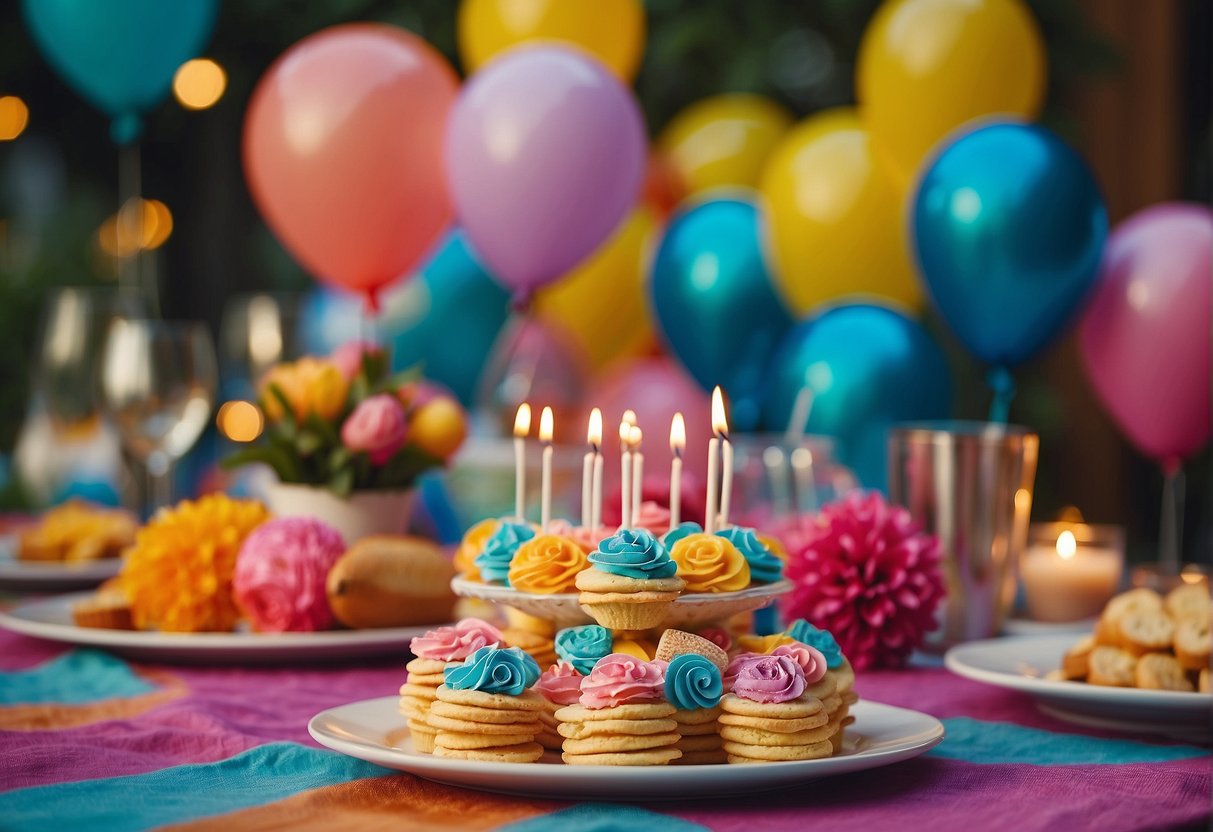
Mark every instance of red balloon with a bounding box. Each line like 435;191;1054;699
244;24;458;303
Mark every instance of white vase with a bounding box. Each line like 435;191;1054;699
264;482;416;545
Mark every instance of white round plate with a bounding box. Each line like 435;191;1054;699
0;592;444;664
946;634;1212;737
1002;617;1098;637
308;696;943;800
0;533;122;591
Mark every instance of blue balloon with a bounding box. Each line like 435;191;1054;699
651;198;794;430
24;0;218;144
761;304;951;490
912;121;1108;368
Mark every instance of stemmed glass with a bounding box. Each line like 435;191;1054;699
100;319;218;513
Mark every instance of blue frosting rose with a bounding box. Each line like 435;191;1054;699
444;646;541;695
714;526;783;583
474;521;536;584
554;624;612;674
786;619;843;669
665;653;723;710
589;528;677;580
661;521;703;548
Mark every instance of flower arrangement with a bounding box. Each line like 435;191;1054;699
777;491;945;670
224;342;467;496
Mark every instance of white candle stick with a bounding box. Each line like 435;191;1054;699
720;435;733;528
591;451;604;531
513;403;531;522
619;417;633;529
630;425;644;523
669;413;685;530
539;406;554;532
583;408;602;528
705;436;719;535
709;387;733;531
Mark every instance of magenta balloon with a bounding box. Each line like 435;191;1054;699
444;45;647;298
1078;202;1212;466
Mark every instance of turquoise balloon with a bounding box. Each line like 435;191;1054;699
387;231;510;405
23;0;217;143
912;121;1108;368
651;198;793;431
761;304;951;489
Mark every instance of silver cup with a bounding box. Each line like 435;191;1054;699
888;422;1039;648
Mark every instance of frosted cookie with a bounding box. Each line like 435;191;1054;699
555;625;613;675
430;645;544;763
664;653;725;764
533;660;583;751
576;529;684;630
721;653;843;764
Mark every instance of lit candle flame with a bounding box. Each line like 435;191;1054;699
619;418;632;447
514;403;531;438
670;412;685;458
588;407;602;451
622;409;637;427
1056;530;1077;561
711;386;728;439
539;406;554;444
630;425;642;449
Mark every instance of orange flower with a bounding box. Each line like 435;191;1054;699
507;534;590;594
736;633;795;654
119;495;270;632
454;518;499;581
670;533;751;592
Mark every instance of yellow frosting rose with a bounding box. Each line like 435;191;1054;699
454;518;499;581
507;534;589;594
669;533;751;592
757;532;788;561
737;633;795;654
612;637;656;660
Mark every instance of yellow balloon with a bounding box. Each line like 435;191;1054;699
759;108;921;315
857;0;1046;186
657;94;793;196
457;0;645;82
534;208;657;373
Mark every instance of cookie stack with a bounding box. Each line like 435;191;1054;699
557;654;681;765
784;619;858;752
398;657;446;754
430;646;545;763
656;630;729;765
533;661;584;752
719;653;836;764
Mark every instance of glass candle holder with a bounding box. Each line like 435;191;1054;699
1022;522;1125;622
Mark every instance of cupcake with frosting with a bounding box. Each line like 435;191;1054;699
554;624;613;674
668;533;750;593
715;527;784;584
666;653;727;764
575;529;685;630
533;661;583;751
474;521;537;584
507;534;590;594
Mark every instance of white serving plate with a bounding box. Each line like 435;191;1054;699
0;533;122;591
308;695;944;800
946;634;1213;737
0;591;445;664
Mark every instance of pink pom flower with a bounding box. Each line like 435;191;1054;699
233;517;346;633
329;340;383;381
779;491;945;670
341;394;407;465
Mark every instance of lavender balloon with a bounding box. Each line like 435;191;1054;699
444;46;647;300
1079;202;1212;467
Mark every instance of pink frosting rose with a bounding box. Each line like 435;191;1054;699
534;660;584;706
233;517;347;633
545;519;603;553
410;618;504;661
771;643;827;684
579;654;668;709
623;501;672;538
329;340;383;381
723;651;761;690
732;654;806;704
341;393;407;464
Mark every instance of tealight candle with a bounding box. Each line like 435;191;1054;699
539;406;554;531
512;403;530;522
669;413;684;529
1021;523;1125;622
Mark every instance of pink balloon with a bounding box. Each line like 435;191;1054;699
1079;202;1212;467
444;45;646;299
590;357;713;483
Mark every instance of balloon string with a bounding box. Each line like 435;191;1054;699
1158;465;1185;575
986;366;1016;424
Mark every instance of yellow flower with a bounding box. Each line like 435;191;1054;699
736;633;795;654
119;495;270;632
507;534;590;594
295;357;348;421
670;533;751;592
259;362;305;423
454;518;498;581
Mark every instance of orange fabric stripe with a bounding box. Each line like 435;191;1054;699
0;669;186;731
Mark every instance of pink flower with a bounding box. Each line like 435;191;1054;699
722;651;760;690
329;340;383;381
233;517;346;633
780;491;945;671
341;394;407;465
410;617;504;662
732;654;806;704
579;654;668;709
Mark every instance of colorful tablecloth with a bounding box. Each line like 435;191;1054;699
0;627;1209;832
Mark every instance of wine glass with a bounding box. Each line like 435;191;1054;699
100;319;218;512
218;292;302;400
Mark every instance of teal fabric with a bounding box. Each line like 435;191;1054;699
932;718;1211;765
0;742;388;832
499;804;711;832
0;649;156;705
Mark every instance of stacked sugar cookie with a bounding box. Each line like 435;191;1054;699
1055;585;1211;692
431;646;545;762
654;629;730;764
533;661;583;750
400;618;504;753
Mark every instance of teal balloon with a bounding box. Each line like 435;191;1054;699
23;0;217;144
651;198;793;431
912;121;1108;367
387;231;510;405
761;304;951;489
